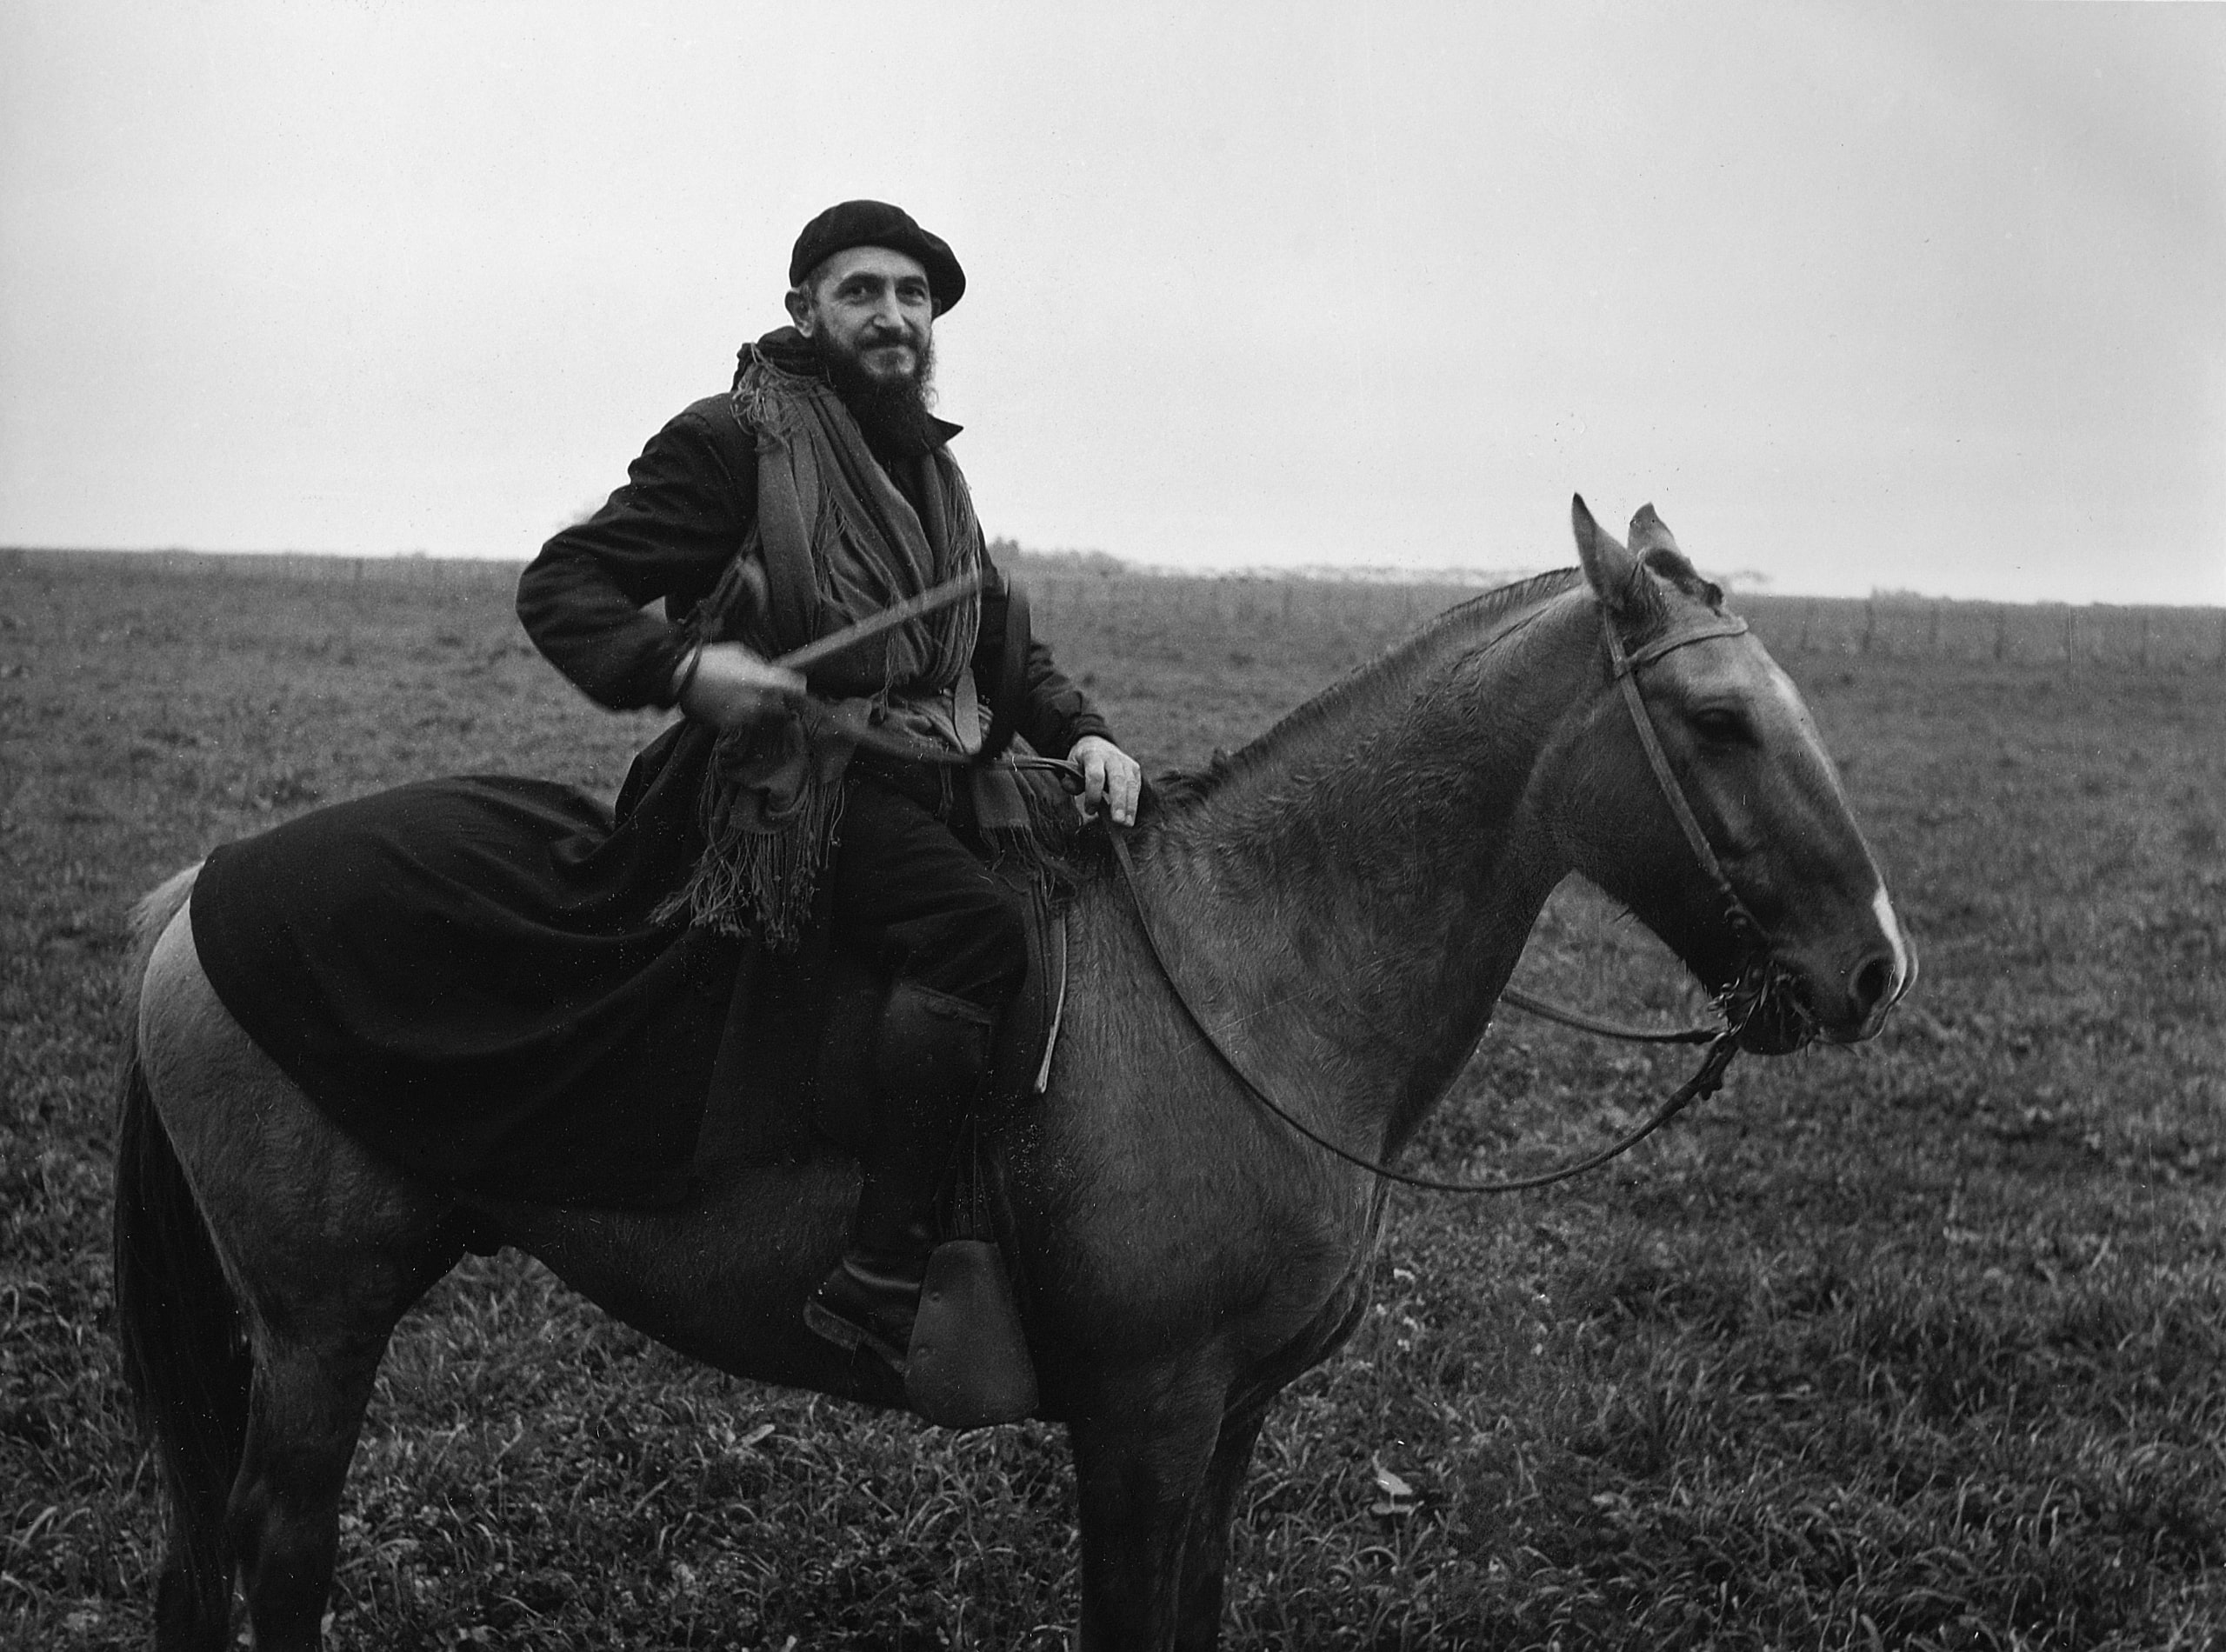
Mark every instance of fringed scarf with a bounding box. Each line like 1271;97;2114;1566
654;333;985;947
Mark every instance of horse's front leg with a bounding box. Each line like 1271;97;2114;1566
1170;1278;1373;1649
1069;1369;1228;1652
1170;1394;1272;1652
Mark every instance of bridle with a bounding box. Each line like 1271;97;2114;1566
772;574;1802;1195
1599;603;1817;1052
1602;608;1766;969
1103;592;1804;1196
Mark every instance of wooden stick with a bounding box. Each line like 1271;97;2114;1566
770;570;983;676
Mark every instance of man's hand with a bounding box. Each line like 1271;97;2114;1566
675;642;804;731
1070;734;1142;827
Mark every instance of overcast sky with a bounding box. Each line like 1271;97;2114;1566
3;2;2221;603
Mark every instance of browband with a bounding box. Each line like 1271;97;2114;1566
1611;614;1750;676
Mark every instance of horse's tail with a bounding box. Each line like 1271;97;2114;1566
114;864;250;1649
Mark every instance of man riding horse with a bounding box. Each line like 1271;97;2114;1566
515;200;1142;1374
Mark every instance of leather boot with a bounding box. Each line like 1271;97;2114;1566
804;983;993;1369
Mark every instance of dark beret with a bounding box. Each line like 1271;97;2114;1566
788;200;965;316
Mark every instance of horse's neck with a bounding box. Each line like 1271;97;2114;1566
1141;591;1590;1150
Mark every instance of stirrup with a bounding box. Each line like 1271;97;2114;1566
903;1238;1039;1428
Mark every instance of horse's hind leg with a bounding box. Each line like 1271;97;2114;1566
227;1330;392;1649
222;1251;463;1651
137;905;463;1647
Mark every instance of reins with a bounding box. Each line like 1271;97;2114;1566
1496;987;1720;1046
1105;829;1743;1194
780;576;1776;1195
1099;594;1780;1197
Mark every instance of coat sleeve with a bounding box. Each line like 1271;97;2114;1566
970;552;1114;759
516;403;756;710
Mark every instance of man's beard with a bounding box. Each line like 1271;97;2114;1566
814;329;941;461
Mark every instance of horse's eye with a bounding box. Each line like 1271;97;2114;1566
1689;707;1750;744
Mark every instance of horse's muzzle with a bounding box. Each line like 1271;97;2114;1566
1736;995;1816;1056
1721;958;1820;1056
1750;936;1912;1050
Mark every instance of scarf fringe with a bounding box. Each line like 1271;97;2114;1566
662;341;987;946
653;751;848;949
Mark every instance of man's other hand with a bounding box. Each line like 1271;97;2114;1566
1070;735;1142;827
676;643;804;730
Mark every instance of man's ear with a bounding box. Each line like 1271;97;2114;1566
1572;494;1645;620
784;286;815;335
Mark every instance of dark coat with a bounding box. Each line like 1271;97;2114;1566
188;377;1113;1209
516;390;1110;758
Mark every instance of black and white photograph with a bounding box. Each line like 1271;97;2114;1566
3;3;2221;1647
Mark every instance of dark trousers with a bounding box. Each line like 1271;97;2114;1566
828;766;1029;1020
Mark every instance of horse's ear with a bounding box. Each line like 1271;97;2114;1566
1626;503;1721;603
1628;503;1680;559
1573;494;1643;617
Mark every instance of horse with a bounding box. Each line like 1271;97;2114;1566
113;498;1913;1650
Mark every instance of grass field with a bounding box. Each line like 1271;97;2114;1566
3;550;2223;1649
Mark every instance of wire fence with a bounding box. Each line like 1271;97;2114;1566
8;550;2223;673
1736;593;2226;672
1019;570;2226;675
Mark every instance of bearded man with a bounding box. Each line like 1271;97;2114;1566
517;200;1140;1371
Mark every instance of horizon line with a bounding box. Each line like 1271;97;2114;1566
4;543;2222;613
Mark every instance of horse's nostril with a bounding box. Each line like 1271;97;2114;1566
1851;955;1893;1016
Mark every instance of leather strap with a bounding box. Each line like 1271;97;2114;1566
1612;614;1749;676
977;577;1031;764
1600;610;1764;949
1496;985;1719;1045
1108;829;1741;1196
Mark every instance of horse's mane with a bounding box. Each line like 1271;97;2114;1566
1146;567;1589;820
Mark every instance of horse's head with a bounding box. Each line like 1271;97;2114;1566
1548;496;1914;1050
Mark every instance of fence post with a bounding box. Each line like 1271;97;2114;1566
2139;613;2151;671
2063;609;2076;668
1993;608;2007;663
1860;599;1876;656
1797;601;1814;653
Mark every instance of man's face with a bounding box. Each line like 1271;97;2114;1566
786;246;935;387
